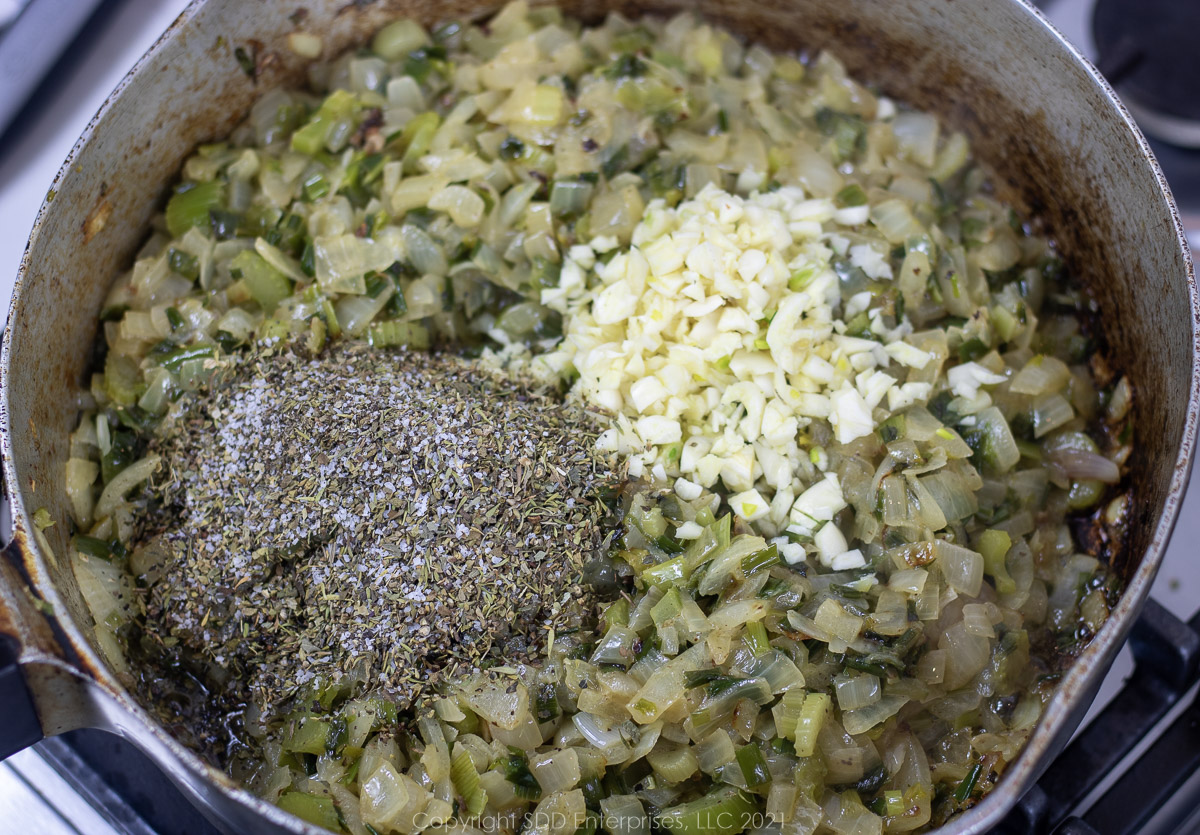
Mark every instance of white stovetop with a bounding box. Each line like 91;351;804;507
0;0;1195;831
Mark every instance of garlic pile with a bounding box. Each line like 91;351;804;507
538;183;940;539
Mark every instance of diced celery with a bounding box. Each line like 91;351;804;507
367;320;431;349
104;352;143;407
165;181;223;238
291;89;361;155
603;599;629;629
793;693;830;758
277;792;341;829
284;717;331;755
641;555;688;586
451;749;488;816
735;743;771;788
231;250;292;313
398;111;441;172
651;587;683;626
549;179;594;217
373;18;430;60
771;688;805;741
978;529;1016;594
659;786;757;835
590;625;637;667
647;745;699;783
744;621;770;657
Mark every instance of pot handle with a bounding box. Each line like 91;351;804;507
0;538;51;759
0;582;46;758
0;379;43;756
0;426;90;759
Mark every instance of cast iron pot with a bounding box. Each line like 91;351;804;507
0;0;1196;832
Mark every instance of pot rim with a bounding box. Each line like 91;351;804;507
944;2;1198;827
0;1;1196;833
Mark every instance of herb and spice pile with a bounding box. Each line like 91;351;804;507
61;4;1136;833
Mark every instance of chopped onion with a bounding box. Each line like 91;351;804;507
460;678;529;730
920;470;978;523
970;407;1021;473
842;694;907;736
400;225;449;276
694;729;736;774
1010;354;1071;396
742;650;804;693
961;603;996;637
572;713;631;765
869;199;924;244
255;237;308;283
314;234;394;294
939;622;990;689
813;599;864;645
1048;447;1120;484
94;455;161;521
531;748;581;794
888;569;927;595
892;112;939;167
933;541;984;598
600;795;648;835
65;457;99;528
1031;393;1076;438
834;672;881;711
628;645;707;724
707;599;771;630
334;283;394;337
1108;376;1133;421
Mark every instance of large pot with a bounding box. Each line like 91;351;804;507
0;0;1195;832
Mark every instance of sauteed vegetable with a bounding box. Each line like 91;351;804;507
59;3;1134;833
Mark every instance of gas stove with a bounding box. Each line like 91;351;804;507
0;0;1197;833
1048;0;1200;244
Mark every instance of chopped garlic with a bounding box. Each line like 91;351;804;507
830;549;867;571
833;205;870;226
567;244;596;269
773;536;807;565
543;184;933;530
674;477;702;501
884;340;932;369
849;244;893;280
829;385;874;444
789;473;846;533
731;488;771;522
948;361;1008;399
815;522;849;565
634;415;679;445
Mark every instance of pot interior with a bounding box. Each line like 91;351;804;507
2;0;1193;831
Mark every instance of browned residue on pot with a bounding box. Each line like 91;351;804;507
82;196;112;245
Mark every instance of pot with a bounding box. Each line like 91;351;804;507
0;0;1195;832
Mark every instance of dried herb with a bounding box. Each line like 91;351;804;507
139;342;618;723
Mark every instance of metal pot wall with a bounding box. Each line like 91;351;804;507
0;0;1195;833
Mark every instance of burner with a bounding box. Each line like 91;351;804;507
1093;0;1200;147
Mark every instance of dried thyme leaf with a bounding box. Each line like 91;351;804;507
140;342;618;723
